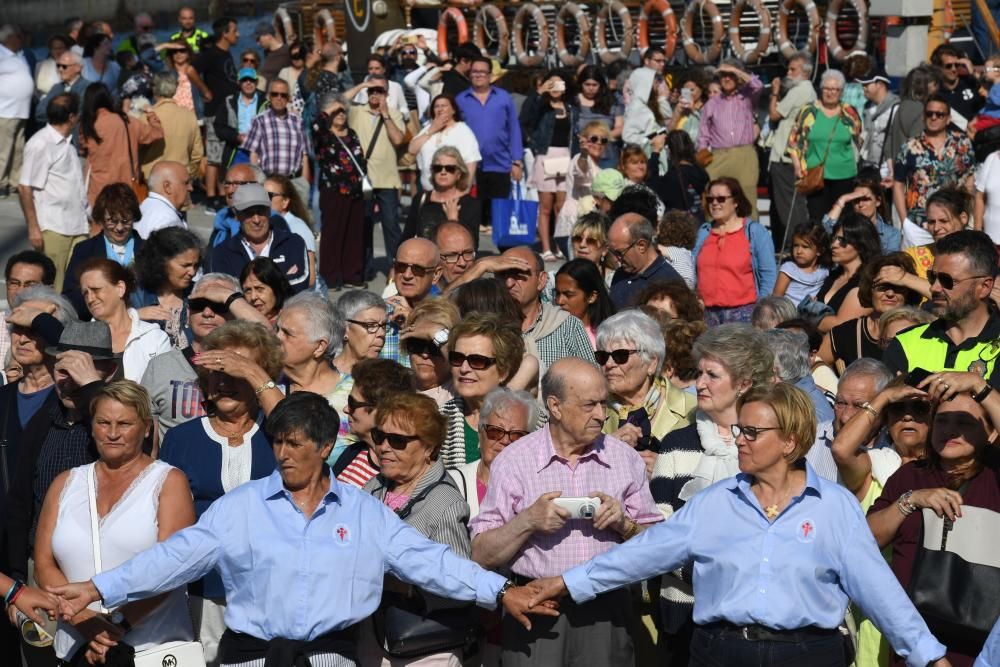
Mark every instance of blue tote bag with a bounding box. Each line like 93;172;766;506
492;181;538;247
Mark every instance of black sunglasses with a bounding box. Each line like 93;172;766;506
402;338;443;358
927;269;991;290
270;92;289;99
368;87;387;95
401;49;418;56
482;424;529;443
587;135;609;145
886;399;932;416
595;348;639;365
188;298;226;315
290;52;305;59
371;427;421;449
448;351;496;370
924;110;948;119
706;195;732;204
431;164;459;174
223;179;256;187
56;63;71;69
571;234;601;247
347;394;373;411
330;108;347;116
731;424;779;441
393;261;436;278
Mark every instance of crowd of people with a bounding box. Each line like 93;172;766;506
2;5;1000;667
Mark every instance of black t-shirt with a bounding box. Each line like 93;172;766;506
408;193;482;248
260;43;292;87
650;159;709;218
940;75;984;122
441;70;469;97
829;317;882;367
196;45;238;117
817;269;860;314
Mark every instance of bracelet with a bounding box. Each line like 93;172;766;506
621;519;641;540
973;383;993;403
897;490;918;517
860;401;880;421
7;584;25;608
223;292;245;313
3;580;23;607
255;380;277;396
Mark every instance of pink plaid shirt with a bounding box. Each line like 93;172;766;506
469;426;662;579
698;75;763;151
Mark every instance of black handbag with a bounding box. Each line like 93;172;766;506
907;481;1000;653
372;472;480;658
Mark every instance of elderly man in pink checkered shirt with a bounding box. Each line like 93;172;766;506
469;357;663;666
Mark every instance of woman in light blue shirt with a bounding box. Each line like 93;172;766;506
527;383;951;667
81;34;121;93
50;392;554;666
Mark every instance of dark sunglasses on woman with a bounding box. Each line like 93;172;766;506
402;338;443;358
448;351;496;370
371;428;420;449
595;349;638;365
431;164;459;174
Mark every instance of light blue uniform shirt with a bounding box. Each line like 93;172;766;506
977;618;1000;667
562;463;946;667
93;470;506;641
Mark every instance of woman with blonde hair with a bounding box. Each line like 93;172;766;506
400;297;461;406
554;121;610;256
407;145;481;246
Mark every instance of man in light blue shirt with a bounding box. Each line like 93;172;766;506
51;393;552;664
525;461;949;667
977;618;1000;667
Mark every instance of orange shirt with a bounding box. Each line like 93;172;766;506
696;224;757;308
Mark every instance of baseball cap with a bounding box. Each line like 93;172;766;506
232;183;271;211
591;169;626;201
238;67;258;81
858;68;890;86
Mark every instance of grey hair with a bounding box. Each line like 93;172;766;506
595;310;665;375
0;26;18;43
193;272;241;294
335;289;386;321
318;92;347;111
751;296;798;330
626;217;656;244
13;286;79;325
693;323;775;387
720;57;747;73
152;71;178;99
280;293;345;358
763;329;811;383
877;305;934;334
821;69;846;89
62;51;84;66
267;77;290;94
789;51;814;76
479;387;541;433
840;358;894;394
248;164;265;184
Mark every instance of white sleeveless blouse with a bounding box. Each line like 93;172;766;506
50;460;194;658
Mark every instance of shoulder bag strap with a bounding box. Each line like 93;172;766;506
856;318;864;358
396;470;451;520
878;103;899;165
364;115;385;162
121;116;138;181
87;465;108;613
333;131;368;179
816;109;840;168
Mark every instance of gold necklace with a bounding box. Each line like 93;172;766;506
212;417;253;442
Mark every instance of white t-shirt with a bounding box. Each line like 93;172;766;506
0;45;33;118
137;192;187;239
414;121;481;190
977;151;1000;245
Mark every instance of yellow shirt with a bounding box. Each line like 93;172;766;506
348;105;405;189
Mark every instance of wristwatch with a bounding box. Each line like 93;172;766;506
255;380;277;396
432;328;450;348
496;579;514;606
223;292;245;312
109;610;132;633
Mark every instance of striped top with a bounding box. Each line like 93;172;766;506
697;75;763;151
336;448;379;490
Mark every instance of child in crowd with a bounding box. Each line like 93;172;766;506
772;222;831;305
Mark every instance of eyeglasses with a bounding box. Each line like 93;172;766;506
649;57;666;64
470;69;491;76
393;261;436;278
431;164;459;174
7;279;39;290
834;399;869;411
731;424;779;441
224;179;256;188
368;87;386;95
926;270;991;290
482;424;529;443
402;338;443;358
440;249;475;264
595;348;639;366
371;427;421;449
347;318;388;334
188;298;227;315
448;351;497;370
608;240;639;260
821;87;843;92
269;92;289;99
102;218;132;228
924;110;948;119
401;49;418;56
242;57;258;64
706;195;732;204
572;235;601;247
832;235;849;246
56;63;72;69
586;135;609;145
347;394;374;412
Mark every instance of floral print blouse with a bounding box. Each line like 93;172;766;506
312;112;366;197
894;129;974;225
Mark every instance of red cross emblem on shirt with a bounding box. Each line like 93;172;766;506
801;521;813;538
337;526;348;541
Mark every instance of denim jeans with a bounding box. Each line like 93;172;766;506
364;188;401;279
689;626;847;667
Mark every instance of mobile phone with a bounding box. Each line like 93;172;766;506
906;368;933;389
681;88;692;104
551;80;566;93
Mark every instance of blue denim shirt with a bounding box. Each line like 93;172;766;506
693;219;778;298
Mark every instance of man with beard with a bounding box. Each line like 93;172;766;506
883;230;1000;387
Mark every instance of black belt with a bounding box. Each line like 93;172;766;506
699;622;839;643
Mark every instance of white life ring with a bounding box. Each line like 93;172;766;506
273;7;296;43
314;9;336;48
776;0;821;58
556;3;592;67
729;0;773;65
473;5;510;62
512;3;550;68
594;1;634;65
681;0;724;64
825;0;869;62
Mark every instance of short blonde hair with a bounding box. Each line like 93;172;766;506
376;392;446;459
448;313;524;384
580;120;610;139
430;146;470;191
201;320;284;380
405;297;461;331
90;380;152;428
737;383;817;463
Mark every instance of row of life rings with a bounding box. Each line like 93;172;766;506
438;0;867;68
273;7;339;48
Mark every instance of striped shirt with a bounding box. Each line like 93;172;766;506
470;427;662;579
336;448;379;490
243;109;307;177
697;75;763;151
